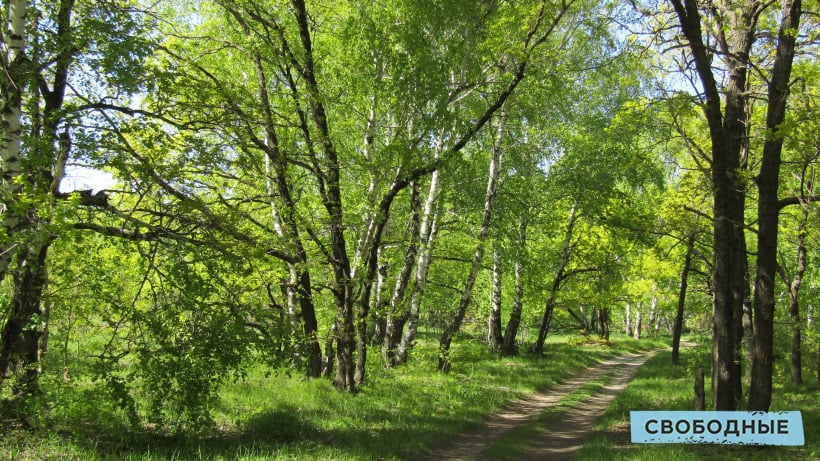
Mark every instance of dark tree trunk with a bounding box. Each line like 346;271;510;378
785;203;808;385
749;0;802;411
669;0;758;410
533;197;579;355
673;234;696;365
297;270;323;377
0;238;51;396
255;52;323;379
597;308;609;340
695;367;705;411
502;212;527;356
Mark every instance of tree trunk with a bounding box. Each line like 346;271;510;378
597;307;609;340
502;212;527;356
694;367;705;411
0;0;30;284
370;256;389;347
649;295;659;337
0;235;51;396
532;197;579;355
625;301;633;337
257;55;323;378
749;0;802;411
634;310;642;340
488;243;504;352
672;234;695;365
438;111;506;372
669;0;761;411
784;201;809;385
321;322;336;378
395;172;440;366
382;181;422;365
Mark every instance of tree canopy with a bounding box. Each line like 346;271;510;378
2;0;819;427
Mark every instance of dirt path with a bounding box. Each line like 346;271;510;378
422;351;657;461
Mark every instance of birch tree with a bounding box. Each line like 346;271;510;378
0;0;152;397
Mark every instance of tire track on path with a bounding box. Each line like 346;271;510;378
422;350;657;461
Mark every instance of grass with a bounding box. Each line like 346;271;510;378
576;344;820;461
0;333;665;460
4;334;816;460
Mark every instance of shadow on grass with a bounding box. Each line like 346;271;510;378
2;335;669;460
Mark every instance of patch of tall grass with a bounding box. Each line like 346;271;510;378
0;333;664;460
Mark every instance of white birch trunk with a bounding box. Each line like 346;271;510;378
625;302;633;337
0;0;30;282
395;168;440;365
488;243;503;351
438;110;506;372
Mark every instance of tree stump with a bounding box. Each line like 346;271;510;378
694;367;705;411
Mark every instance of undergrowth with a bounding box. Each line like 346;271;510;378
0;333;664;460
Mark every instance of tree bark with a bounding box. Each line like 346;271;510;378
0;0;75;400
625;301;633;337
488;243;504;352
0;0;30;283
254;49;323;378
749;0;802;411
694;367;705;411
395;167;440;366
0;235;51;396
649;295;658;337
502;212;528;356
438;111;506;372
597;308;609;340
669;0;759;410
789;226;805;386
382;181;422;365
672;234;695;365
532;197;579;355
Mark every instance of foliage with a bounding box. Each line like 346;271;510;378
1;0;819;441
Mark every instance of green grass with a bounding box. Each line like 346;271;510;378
0;333;664;460
576;346;820;461
7;335;815;460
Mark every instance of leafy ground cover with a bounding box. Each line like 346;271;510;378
0;334;663;460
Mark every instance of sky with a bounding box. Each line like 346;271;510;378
59;165;118;193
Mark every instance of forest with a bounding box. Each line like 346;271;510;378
1;0;819;458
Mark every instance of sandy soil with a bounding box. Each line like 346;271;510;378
421;351;657;461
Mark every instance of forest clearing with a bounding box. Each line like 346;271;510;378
1;0;819;459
